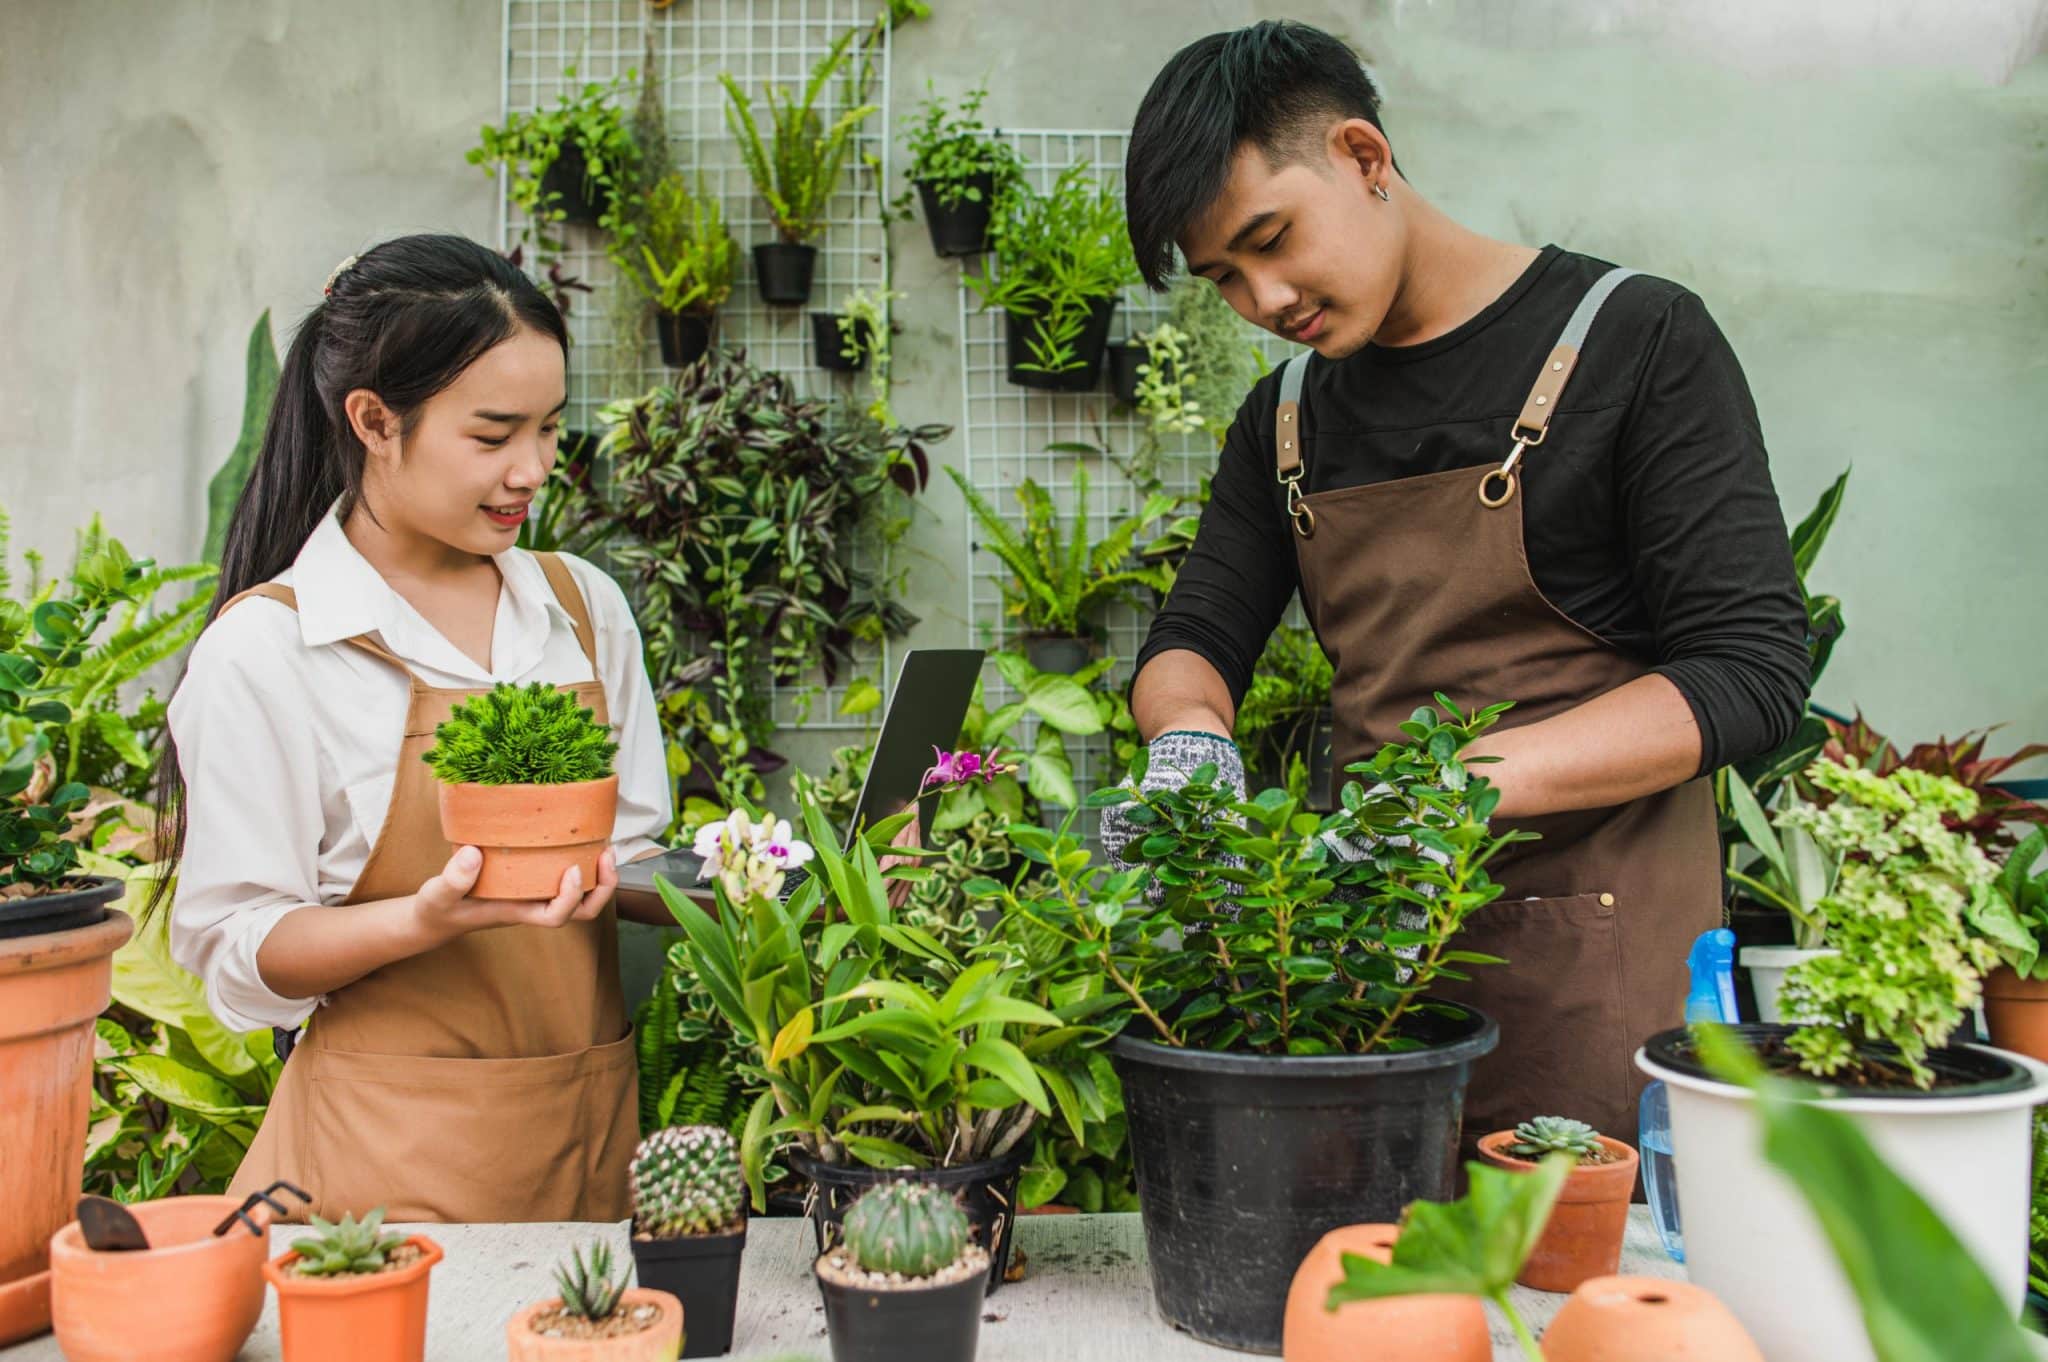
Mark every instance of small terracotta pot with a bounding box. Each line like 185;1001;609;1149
1984;967;2048;1066
505;1287;683;1361
1543;1274;1763;1361
1281;1223;1488;1362
50;1195;269;1362
438;774;619;900
1477;1131;1639;1293
264;1234;442;1362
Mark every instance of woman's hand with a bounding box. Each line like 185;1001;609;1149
411;845;618;942
876;808;921;911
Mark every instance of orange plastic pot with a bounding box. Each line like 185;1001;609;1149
1281;1223;1488;1362
0;902;131;1345
1477;1131;1639;1293
438;774;618;899
505;1287;683;1361
264;1235;443;1362
1984;967;2048;1067
50;1195;268;1362
1543;1274;1763;1361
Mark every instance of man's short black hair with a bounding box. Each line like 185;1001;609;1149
1125;21;1387;290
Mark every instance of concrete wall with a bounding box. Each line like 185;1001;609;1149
7;0;2045;754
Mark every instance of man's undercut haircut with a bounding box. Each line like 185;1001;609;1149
1124;20;1387;290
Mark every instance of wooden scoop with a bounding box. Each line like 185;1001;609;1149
76;1196;149;1252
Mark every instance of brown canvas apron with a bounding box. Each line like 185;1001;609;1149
1275;269;1720;1150
219;551;636;1223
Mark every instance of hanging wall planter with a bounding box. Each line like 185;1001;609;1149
915;172;997;258
1107;342;1147;407
1024;634;1091;677
812;313;872;372
1112;1004;1498;1353
539;139;611;228
754;244;818;307
655;311;714;370
788;1146;1022;1298
1003;297;1117;392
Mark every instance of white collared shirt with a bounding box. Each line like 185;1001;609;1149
167;508;672;1033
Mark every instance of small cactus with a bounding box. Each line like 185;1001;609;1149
553;1240;628;1321
632;1124;745;1237
289;1208;405;1276
841;1181;970;1278
1506;1115;1604;1161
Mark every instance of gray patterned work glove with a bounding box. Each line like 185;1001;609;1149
1100;730;1247;873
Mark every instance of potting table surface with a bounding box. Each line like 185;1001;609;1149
8;1209;1687;1361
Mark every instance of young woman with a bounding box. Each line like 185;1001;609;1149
154;234;675;1223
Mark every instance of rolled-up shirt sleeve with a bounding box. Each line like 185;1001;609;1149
570;554;674;860
166;608;330;1034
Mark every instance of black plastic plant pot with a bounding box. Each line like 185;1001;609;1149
629;1222;745;1358
788;1146;1023;1297
812;313;872;372
915;172;996;258
539;139;610;227
816;1263;984;1362
1004;297;1118;391
656;310;714;369
1107;342;1147;407
0;874;122;941
1024;634;1090;676
1112;1003;1499;1353
753;242;818;307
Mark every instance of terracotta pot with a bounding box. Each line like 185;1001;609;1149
50;1195;269;1362
1984;966;2048;1066
264;1234;443;1362
1543;1274;1763;1361
0;901;131;1345
1477;1130;1639;1293
505;1287;683;1362
1281;1223;1488;1362
438;773;619;900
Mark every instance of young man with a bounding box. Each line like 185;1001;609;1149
1106;21;1811;1148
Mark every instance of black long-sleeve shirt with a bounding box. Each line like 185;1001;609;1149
1135;246;1811;774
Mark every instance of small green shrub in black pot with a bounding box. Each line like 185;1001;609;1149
899;83;1021;259
618;173;736;370
468;66;636;238
815;1181;987;1362
629;1124;747;1358
976;696;1523;1352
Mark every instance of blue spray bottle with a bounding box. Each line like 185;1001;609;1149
1641;926;1737;1262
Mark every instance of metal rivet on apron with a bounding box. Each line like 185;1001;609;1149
1600;892;1615;907
1535;395;1548;406
1283;440;1293;449
1283;412;1293;422
1552;361;1564;371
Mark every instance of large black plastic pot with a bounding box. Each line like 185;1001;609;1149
788;1146;1023;1297
539;139;610;227
629;1222;745;1358
753;243;817;306
0;875;122;940
1112;1003;1499;1353
816;1259;983;1362
1004;297;1117;391
656;311;714;369
915;172;996;258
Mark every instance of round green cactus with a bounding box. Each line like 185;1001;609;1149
1506;1115;1605;1160
841;1181;970;1278
632;1124;745;1237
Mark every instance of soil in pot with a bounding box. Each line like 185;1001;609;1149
1983;967;2048;1066
50;1195;269;1362
1113;1002;1499;1353
812;313;872;372
1107;342;1146;407
789;1147;1020;1297
437;773;619;900
0;875;123;939
1004;297;1118;391
1475;1132;1639;1293
506;1287;682;1362
915;173;996;258
630;1223;745;1358
754;243;817;307
540;140;610;228
1542;1275;1763;1362
656;311;714;369
815;1244;989;1362
264;1235;443;1362
1;899;130;1346
1281;1223;1488;1362
1024;634;1090;676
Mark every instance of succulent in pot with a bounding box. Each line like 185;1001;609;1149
425;680;620;901
506;1239;682;1362
628;1125;747;1358
1476;1116;1639;1293
262;1208;443;1362
814;1182;989;1362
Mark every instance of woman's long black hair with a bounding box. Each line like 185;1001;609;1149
145;233;569;918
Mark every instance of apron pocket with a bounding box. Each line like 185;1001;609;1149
298;1027;637;1224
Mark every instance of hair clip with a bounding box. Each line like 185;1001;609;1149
323;254;360;297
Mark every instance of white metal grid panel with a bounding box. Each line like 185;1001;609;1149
956;129;1301;805
500;0;892;730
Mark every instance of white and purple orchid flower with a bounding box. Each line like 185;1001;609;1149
691;808;815;903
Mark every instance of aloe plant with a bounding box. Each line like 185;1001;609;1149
720;31;878;245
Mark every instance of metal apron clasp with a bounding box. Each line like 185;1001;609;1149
1479;426;1543;509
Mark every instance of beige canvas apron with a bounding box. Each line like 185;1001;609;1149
219;551;636;1222
1275;269;1721;1149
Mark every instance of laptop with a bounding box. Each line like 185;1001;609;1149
615;648;985;913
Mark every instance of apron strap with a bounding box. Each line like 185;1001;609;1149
215;582;412;673
1274;351;1316;537
532;551;600;670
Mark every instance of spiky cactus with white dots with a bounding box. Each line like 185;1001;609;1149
631;1125;745;1237
841;1182;970;1278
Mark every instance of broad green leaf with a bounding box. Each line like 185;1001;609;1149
204;311;280;563
961;1037;1050;1114
1025;674;1104;734
1326;1155;1570;1304
838;676;882;716
111;1056;263;1123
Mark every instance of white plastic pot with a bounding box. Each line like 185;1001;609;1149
1738;945;1835;1022
1637;1035;2043;1362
